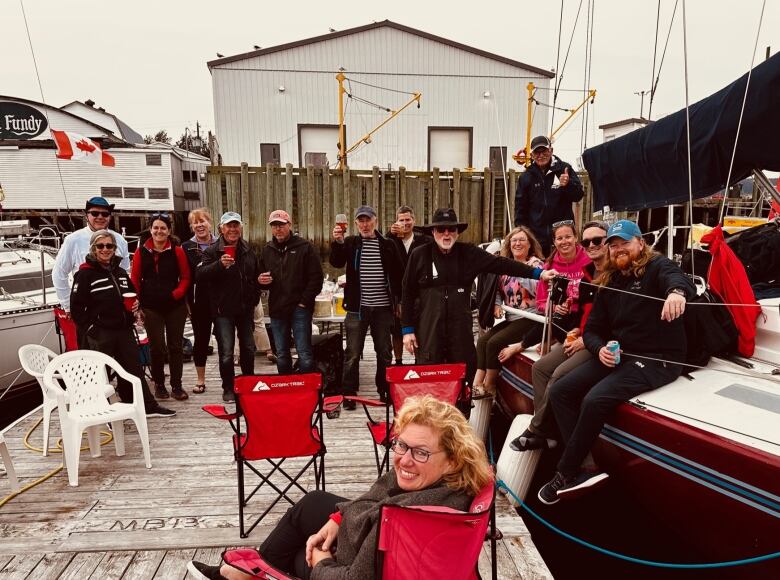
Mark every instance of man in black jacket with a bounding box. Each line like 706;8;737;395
330;206;404;408
514;135;584;253
386;205;429;364
538;220;695;505
258;209;323;374
402;209;555;387
197;212;262;402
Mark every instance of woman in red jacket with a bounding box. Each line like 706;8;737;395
132;212;191;401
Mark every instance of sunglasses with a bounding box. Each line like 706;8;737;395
581;236;605;248
151;212;170;219
552;220;574;229
434;226;459;234
94;243;115;250
88;211;110;218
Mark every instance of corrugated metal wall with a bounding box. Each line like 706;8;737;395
212;27;550;170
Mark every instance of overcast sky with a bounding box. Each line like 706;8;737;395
5;0;778;164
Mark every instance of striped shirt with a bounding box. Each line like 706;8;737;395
359;238;391;307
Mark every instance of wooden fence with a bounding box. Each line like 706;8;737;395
205;164;592;252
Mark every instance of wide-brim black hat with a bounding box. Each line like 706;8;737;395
420;208;468;233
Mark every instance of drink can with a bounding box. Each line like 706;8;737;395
606;340;621;365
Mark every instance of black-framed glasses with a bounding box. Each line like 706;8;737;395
94;243;115;250
88;210;110;218
552;220;574;229
390;438;444;463
581;236;605;248
434;226;458;234
151;212;170;219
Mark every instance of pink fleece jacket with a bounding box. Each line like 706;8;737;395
535;245;592;313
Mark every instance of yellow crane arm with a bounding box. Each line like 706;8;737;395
344;92;421;157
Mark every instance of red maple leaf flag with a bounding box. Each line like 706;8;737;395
51;130;115;167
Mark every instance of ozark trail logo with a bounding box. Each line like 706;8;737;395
404;370;420;380
0;102;48;140
253;380;270;391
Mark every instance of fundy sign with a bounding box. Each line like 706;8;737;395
0;102;48;140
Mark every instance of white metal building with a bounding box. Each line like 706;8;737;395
209;20;553;171
599;118;652;143
0;96;208;216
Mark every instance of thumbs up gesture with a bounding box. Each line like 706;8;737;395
560;167;570;187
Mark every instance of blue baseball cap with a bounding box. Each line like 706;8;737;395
606;220;643;242
354;205;376;219
219;211;242;225
85;196;115;212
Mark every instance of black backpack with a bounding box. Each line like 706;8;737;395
682;289;739;372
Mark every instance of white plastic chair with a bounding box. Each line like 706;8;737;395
43;350;151;486
18;345;115;457
0;434;19;492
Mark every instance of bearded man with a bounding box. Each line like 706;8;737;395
401;208;556;388
537;220;695;505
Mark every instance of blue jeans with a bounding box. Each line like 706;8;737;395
270;307;314;374
343;306;394;397
214;313;255;391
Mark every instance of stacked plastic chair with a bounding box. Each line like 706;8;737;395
203;373;342;538
345;363;469;475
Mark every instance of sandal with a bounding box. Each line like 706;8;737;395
509;429;557;452
193;384;206;394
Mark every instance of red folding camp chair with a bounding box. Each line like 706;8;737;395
203;373;342;538
345;363;469;475
54;307;78;352
216;477;499;580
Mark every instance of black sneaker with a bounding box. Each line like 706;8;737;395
342;398;357;411
147;405;176;417
187;560;227;580
509;429;557;452
171;388;189;401
538;471;566;505
556;471;609;500
154;384;170;399
222;389;235;403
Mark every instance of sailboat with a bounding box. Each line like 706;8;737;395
497;52;780;559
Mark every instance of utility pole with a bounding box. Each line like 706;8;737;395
634;89;649;119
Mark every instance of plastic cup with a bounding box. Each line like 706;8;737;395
122;292;137;312
224;246;236;259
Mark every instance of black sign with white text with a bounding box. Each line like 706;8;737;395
0;102;48;140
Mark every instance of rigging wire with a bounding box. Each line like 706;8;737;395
19;0;74;229
649;0;661;116
681;0;695;279
488;93;512;228
551;0;585;135
550;0;566;132
717;0;767;224
342;76;417;96
648;0;680;121
580;0;595;153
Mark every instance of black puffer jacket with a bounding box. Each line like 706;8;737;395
514;156;584;251
70;255;135;335
259;234;323;318
196;236;261;318
329;232;404;312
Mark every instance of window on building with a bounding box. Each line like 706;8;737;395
260;143;281;166
100;186;122;198
428;127;472;170
145;154;162;166
123;187;145;199
183;170;193;182
148;187;170;199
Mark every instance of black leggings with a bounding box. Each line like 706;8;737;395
190;300;213;367
259;490;348;580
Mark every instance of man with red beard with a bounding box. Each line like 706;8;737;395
538;220;695;505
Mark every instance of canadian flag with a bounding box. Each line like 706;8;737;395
51;130;115;167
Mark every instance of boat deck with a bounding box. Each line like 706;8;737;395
0;337;551;579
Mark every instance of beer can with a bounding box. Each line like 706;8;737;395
606;340;621;365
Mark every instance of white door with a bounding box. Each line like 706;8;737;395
299;126;339;168
429;128;471;170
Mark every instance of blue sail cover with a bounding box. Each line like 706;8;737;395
582;53;780;212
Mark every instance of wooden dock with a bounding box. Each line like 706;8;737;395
0;337;551;579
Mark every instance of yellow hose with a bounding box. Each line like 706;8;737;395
0;416;113;508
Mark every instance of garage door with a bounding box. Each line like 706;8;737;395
299;125;339;168
429;128;471;170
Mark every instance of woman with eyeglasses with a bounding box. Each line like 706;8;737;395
509;220;609;452
70;230;175;417
472;227;545;397
131;212;191;401
187;395;492;580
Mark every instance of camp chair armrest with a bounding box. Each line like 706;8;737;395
202;404;239;420
323;396;344;412
403;505;467;514
344;395;387;408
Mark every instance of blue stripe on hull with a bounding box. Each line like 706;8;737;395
499;367;780;519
